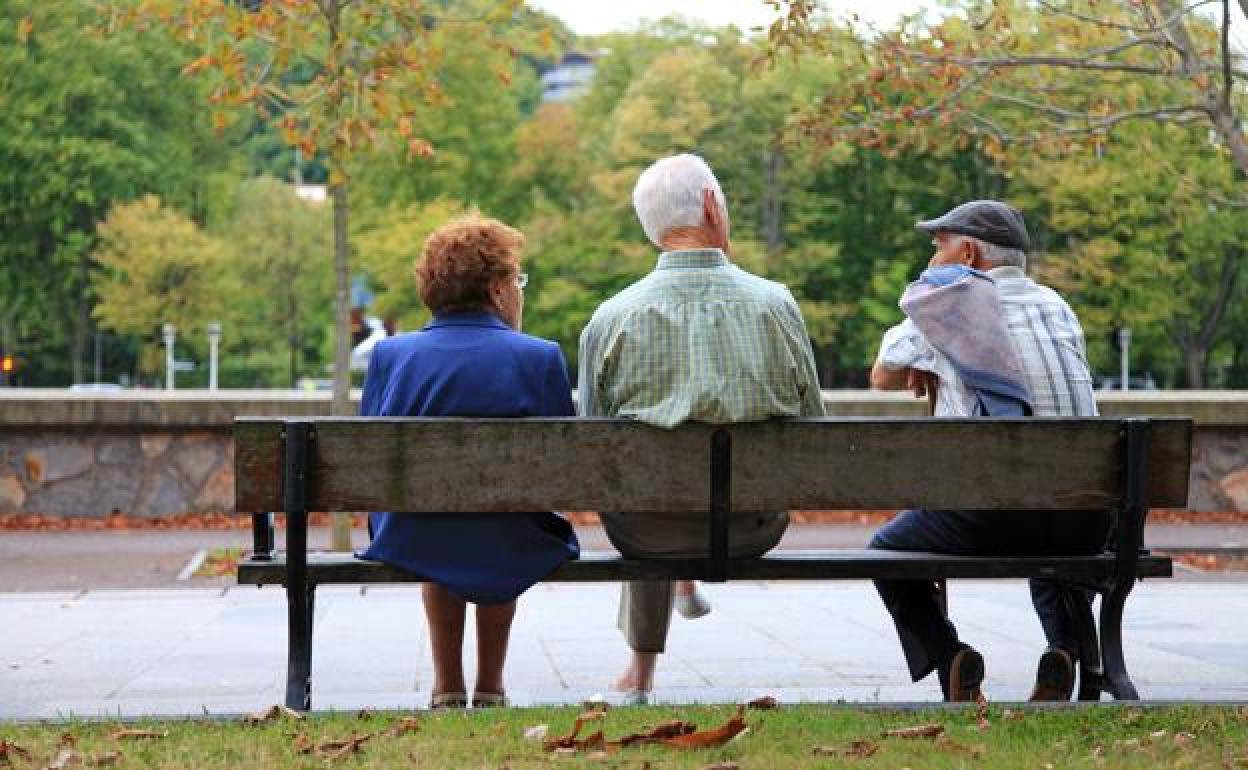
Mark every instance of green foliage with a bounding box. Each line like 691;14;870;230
9;4;1243;388
0;0;232;383
92;196;233;379
216;177;335;388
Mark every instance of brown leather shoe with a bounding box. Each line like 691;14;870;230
946;646;985;702
1029;647;1075;701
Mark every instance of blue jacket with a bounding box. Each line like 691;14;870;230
357;311;579;604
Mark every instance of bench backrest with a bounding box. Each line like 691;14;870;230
235;417;1192;513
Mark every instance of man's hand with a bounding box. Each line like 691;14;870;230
906;368;931;398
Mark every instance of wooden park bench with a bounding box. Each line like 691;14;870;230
235;416;1192;710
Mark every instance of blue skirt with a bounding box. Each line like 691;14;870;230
358;511;579;605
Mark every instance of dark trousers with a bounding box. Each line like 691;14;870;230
869;508;1111;682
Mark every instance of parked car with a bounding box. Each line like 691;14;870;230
1097;374;1158;391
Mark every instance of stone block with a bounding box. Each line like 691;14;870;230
1218;467;1248;511
0;473;26;510
25;473;96;517
98;436;141;466
193;463;234;511
173;434;224;489
135;470;189;517
140;435;172;459
91;464;142;515
23;443;92;485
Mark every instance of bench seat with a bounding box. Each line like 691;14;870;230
239;548;1173;584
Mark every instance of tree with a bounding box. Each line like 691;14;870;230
0;0;230;383
771;0;1247;385
117;0;526;413
92;196;234;380
222;177;334;387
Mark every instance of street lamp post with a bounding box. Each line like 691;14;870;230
1118;327;1132;392
206;321;222;391
162;323;176;391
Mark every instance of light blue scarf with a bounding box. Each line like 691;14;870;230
900;265;1033;417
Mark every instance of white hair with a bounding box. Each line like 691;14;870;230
954;235;1027;270
631;154;727;248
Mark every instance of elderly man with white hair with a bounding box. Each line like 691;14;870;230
868;200;1102;704
578;153;824;702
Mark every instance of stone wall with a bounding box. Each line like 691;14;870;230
1;389;1246;517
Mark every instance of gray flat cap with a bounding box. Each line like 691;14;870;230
916;200;1030;251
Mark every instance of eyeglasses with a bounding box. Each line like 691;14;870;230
516;272;529;290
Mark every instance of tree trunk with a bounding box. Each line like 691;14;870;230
762;148;784;253
1180;342;1207;389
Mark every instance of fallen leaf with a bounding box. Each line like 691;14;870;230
242;704;304;724
382;717;421;737
0;741;32;764
46;749;80;769
883;724;945;739
315;733;372;761
109;729;166;741
813;738;879;758
522;725;549;742
663;707;748;750
613;720;696;747
746;695;779;710
935;735;985;758
86;752;121;767
543;717;606;753
293;734;314;755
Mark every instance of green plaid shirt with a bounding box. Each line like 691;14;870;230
577;249;824;427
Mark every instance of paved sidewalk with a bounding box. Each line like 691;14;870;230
3;579;1246;719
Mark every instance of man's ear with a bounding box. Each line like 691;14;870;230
962;238;978;266
702;188;720;227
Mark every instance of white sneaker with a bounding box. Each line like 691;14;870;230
674;584;711;620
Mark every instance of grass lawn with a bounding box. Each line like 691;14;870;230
2;703;1245;769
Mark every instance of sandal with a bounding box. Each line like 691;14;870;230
471;691;509;708
430;691;468;710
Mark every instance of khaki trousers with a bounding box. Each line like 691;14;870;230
600;510;789;653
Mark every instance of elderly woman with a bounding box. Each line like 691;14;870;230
359;214;579;709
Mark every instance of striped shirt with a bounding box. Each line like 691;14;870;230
877;266;1097;417
577;248;825;427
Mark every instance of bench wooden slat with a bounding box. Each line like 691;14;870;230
235;417;1191;513
733;418;1192;511
238;549;1172;584
236;418;713;513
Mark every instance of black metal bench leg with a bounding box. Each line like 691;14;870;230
281;422;313;711
285;579;315;710
1098;580;1139;701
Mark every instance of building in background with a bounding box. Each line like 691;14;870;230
540;51;597;102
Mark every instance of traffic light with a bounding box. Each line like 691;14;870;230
0;352;14;386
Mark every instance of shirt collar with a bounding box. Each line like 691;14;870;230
986;266;1028;284
424;310;510;330
656;248;729;270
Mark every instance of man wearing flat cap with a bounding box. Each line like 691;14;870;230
868;200;1101;703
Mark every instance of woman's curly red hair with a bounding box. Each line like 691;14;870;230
416;214;524;314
